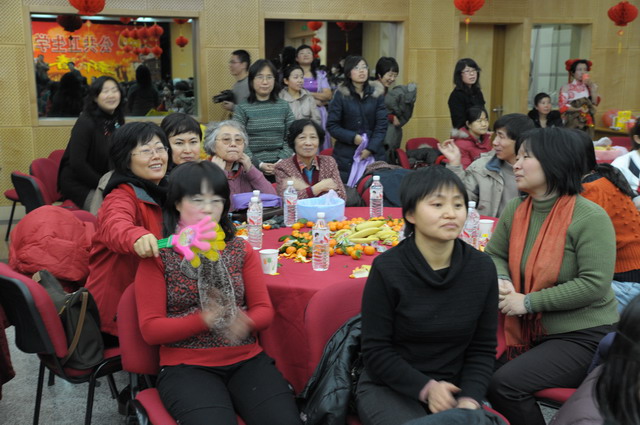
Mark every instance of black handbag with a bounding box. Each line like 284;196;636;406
33;270;104;369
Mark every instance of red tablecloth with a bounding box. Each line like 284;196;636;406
259;207;402;392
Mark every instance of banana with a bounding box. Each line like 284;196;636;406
349;227;381;239
349;236;380;244
355;220;385;232
376;230;398;239
333;229;352;238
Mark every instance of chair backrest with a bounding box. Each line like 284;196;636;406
117;285;160;375
356;175;373;206
47;149;65;168
304;279;367;375
31;157;62;202
320;147;334;156
11;171;50;212
609;136;631;150
0;263;67;358
406;137;440;151
396;148;411;169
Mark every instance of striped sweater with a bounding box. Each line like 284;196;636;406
233;99;294;167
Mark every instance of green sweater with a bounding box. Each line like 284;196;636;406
485;195;619;335
233;99;294;167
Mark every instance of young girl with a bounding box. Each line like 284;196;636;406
278;65;322;124
135;161;301;425
357;166;498;425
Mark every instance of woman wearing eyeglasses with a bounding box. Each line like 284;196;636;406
451;107;493;169
233;59;295;180
448;59;486;130
327;56;388;183
204;120;276;208
85;122;169;342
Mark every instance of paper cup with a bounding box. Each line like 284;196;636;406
478;219;495;238
259;249;279;275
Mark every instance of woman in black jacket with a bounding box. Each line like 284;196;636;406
527;93;563;128
327;56;388;183
448;58;486;129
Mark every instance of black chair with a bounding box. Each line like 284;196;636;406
0;263;121;424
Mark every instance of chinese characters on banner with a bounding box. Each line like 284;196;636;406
32;20;145;82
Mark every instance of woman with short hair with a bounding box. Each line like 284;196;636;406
485;127;619;425
451;106;493;169
160;112;203;167
527;93;563;128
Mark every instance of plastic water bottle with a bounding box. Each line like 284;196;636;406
247;196;263;250
284;181;298;227
312;212;330;271
461;201;480;248
369;175;384;218
252;189;263;211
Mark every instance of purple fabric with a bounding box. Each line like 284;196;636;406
347;134;374;187
231;193;282;210
303;72;332;151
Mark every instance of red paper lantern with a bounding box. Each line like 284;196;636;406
174;18;189;24
68;0;105;16
142;47;151;55
454;0;485;42
336;22;358;32
56;14;83;32
134;47;142;55
307;21;323;31
130;27;140;40
123;45;133;53
176;35;189;48
608;1;638;26
119;17;132;24
152;46;163;57
137;26;149;40
121;28;131;39
310;44;322;55
311;37;321;44
149;23;164;38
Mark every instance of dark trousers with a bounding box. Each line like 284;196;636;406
487;324;615;425
157;352;302;425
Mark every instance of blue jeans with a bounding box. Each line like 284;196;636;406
611;280;640;312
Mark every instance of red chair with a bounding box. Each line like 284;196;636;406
320;147;334;156
47;149;65;168
609;136;631;150
0;263;121;425
356;175;373;206
396;148;411;169
30;158;63;204
11;171;77;213
406;137;440;151
4;188;19;241
117;285;246;425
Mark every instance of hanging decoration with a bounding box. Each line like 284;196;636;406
119;17;132;25
149;23;164;38
68;0;105;16
454;0;485;43
176;35;189;48
123;44;133;54
310;43;322;56
336;22;358;52
56;14;83;33
173;18;189;24
607;1;638;54
152;46;163;58
136;26;149;41
307;21;323;31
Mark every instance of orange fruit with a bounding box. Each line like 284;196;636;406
329;222;337;232
329;248;335;256
336;222;344;230
329;239;337;247
297;248;307;257
363;246;376;256
285;246;296;255
353;244;364;251
292;223;302;230
346;246;354;255
391;240;399;246
306;221;314;228
262;224;271;230
336;248;344;255
350;249;362;260
304;233;312;240
307;241;313;247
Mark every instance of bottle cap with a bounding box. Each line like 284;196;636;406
373;175;380;181
468;201;476;208
287;180;293;185
250;196;259;202
253;190;260;196
317;212;325;219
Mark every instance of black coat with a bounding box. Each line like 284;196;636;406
298;315;362;425
448;87;486;129
527;109;563;128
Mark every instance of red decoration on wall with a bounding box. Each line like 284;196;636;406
454;0;485;43
336;22;358;52
136;26;149;40
123;45;133;53
307;21;323;31
68;0;105;16
149;23;164;38
152;46;163;57
130;27;140;40
56;15;83;32
310;44;322;55
142;47;151;55
134;47;142;55
173;18;189;24
176;35;189;48
121;28;131;39
119;17;132;24
607;2;637;53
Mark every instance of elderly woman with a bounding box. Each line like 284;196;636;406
485;127;619;425
274;119;346;201
85;122;169;343
205;120;276;208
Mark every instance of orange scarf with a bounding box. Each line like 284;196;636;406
505;195;576;353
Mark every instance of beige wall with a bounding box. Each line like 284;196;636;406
1;0;639;205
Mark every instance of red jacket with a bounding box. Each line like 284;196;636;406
85;184;163;336
453;128;493;169
9;206;94;283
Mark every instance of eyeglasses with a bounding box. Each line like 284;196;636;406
186;196;225;209
354;65;369;71
461;68;478;75
255;75;275;81
131;146;169;158
216;135;245;145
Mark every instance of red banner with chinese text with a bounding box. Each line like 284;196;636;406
32;20;145;83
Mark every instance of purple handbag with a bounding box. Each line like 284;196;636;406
231;193;282;210
347;134;375;187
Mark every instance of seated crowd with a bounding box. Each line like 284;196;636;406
7;51;640;425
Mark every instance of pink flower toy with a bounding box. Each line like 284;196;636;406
158;216;225;267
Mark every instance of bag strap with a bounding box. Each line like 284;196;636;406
60;291;89;366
